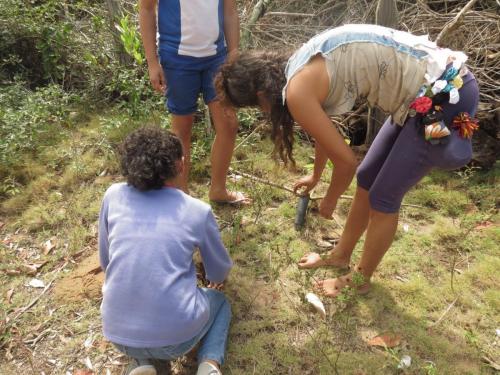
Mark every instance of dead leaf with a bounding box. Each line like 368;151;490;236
28;278;45;288
5;343;13;361
43;239;56;254
21;262;46;275
97;339;110;353
367;333;402;348
316;239;334;249
475;221;493;230
74;370;94;375
84;356;94;370
84;335;94;349
5;269;21;276
6;289;14;304
32;322;44;332
398;355;412;369
0;221;4;229
305;292;326;319
321;234;339;244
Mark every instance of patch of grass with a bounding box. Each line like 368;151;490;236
1;110;498;375
407;182;470;217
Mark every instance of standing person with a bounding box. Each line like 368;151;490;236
99;127;233;375
215;24;479;297
139;0;249;204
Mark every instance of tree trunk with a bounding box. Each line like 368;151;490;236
105;0;132;65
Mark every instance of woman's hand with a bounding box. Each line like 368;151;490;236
293;175;319;195
318;197;337;219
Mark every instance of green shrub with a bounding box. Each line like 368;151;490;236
0;83;75;173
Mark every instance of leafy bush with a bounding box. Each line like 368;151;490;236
0;83;75;172
0;0;155;110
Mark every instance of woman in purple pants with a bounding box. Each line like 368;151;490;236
215;24;479;297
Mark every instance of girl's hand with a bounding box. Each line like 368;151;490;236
318;198;337;219
207;281;224;291
147;61;166;94
293;175;319;195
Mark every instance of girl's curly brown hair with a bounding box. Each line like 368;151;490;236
120;127;183;191
215;50;295;165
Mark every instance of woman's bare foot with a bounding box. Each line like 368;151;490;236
209;190;251;205
313;272;371;298
297;249;350;269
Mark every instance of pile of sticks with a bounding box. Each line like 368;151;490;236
240;0;499;121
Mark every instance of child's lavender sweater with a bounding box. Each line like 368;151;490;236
98;183;232;348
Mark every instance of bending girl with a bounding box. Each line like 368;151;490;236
215;24;479;297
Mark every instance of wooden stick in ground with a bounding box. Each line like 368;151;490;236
435;0;479;45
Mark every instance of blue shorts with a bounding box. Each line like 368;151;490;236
161;53;226;115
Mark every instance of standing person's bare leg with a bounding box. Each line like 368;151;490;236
208;101;249;203
171;114;194;192
298;186;371;269
315;209;398;297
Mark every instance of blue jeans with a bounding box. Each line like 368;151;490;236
114;288;231;365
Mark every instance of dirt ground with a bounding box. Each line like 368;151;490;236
53;253;103;303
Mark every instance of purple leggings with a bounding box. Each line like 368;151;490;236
357;72;479;213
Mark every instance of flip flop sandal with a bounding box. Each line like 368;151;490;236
211;191;250;206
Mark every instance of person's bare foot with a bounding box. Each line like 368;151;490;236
313;272;371;298
298;249;350;269
209;190;251;205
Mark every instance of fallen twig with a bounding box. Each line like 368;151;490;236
9;281;54;324
234;123;266;152
231;168;295;194
428;296;458;328
230;169;423;208
266;11;314;17
230;168;353;200
482;356;500;371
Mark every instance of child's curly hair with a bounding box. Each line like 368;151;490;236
119;127;183;191
215;50;295;165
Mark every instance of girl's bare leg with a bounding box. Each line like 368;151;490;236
298;186;371;269
316;208;399;297
207;101;251;203
171;114;195;192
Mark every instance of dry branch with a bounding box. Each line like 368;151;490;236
435;0;480;45
242;0;273;47
266;11;314;17
231;168;423;208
